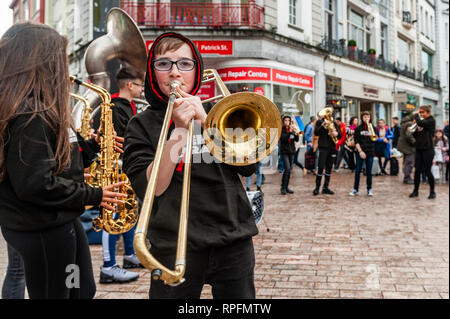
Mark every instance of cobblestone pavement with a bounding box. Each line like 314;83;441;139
0;167;448;299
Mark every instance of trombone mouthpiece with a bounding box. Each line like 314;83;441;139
170;80;181;90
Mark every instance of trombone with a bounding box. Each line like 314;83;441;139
134;69;281;286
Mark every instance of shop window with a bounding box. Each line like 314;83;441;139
272;84;312;128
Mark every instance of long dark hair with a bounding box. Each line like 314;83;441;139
0;23;72;181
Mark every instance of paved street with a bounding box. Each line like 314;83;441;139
0;167;448;299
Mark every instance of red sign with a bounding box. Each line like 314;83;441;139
254;87;265;95
217;67;271;82
272;69;314;89
197;81;215;101
194;41;233;56
146;40;233;56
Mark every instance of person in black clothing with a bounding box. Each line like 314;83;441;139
122;32;258;299
409;105;437;199
280;115;300;195
92;67;145;137
313;109;341;195
349;112;376;196
0;23;126;298
391;116;400;149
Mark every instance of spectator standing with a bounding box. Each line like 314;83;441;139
375;119;394;175
397;116;416;184
334;117;347;171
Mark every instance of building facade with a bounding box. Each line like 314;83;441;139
10;0;447;127
10;0;45;24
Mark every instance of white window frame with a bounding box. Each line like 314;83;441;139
347;8;371;51
289;0;301;28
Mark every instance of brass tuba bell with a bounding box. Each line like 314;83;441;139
72;7;147;131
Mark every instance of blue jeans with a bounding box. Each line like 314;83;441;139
354;153;374;191
2;242;26;299
102;222;136;268
246;162;262;189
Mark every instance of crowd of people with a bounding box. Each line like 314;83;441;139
269;107;449;199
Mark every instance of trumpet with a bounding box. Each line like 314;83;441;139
133;69;282;286
366;120;378;142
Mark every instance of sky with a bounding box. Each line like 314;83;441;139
0;1;13;38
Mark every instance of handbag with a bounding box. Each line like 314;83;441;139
431;165;440;180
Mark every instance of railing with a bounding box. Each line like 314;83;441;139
320;37;441;90
121;1;265;29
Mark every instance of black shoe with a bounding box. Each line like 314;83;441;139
257;186;262;192
322;188;335;195
313;188;320;196
286;188;294;194
246;187;250;191
409;191;419;198
281;188;287;195
428;192;436;199
403;180;414;185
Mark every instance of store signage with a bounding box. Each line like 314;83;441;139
326;76;342;95
217;67;271;82
146;40;233;56
394;93;408;103
272;69;314;89
197;81;215;100
216;67;314;89
254;87;265;95
363;86;379;98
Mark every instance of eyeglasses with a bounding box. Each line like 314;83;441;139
152;58;196;72
132;82;145;88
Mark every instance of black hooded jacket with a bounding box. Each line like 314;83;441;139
314;119;342;150
413;113;436;151
0;113;103;231
122;32;258;254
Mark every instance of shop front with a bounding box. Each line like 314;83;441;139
200;60;316;131
341;79;394;126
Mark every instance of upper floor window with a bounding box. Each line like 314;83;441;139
398;36;412;68
348;9;371;51
324;0;337;41
289;0;301;27
23;0;29;21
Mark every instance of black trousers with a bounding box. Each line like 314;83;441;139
414;148;435;192
316;147;336;189
149;238;255;299
1;218;96;299
281;153;295;190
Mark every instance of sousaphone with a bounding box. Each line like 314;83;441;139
71;7;147;131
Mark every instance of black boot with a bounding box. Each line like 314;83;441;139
313;175;322;196
409;189;419;198
428;190;436;199
285;171;294;193
322;175;335;195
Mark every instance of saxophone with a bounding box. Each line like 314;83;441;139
71;76;139;235
70;93;92;140
318;107;338;144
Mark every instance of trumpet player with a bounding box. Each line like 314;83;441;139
349;112;376;196
280;115;300;195
313;108;341;196
122;33;258;299
409;105;437;199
